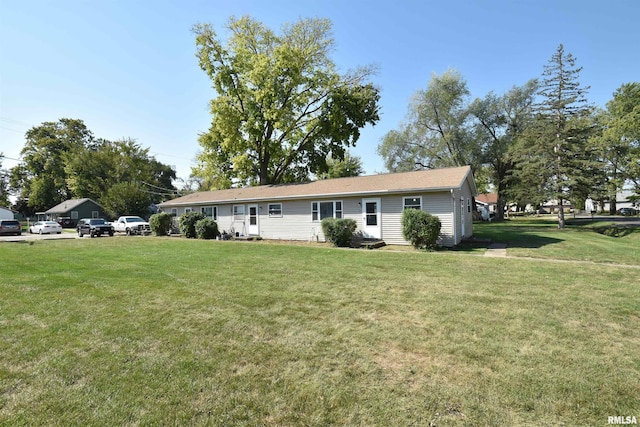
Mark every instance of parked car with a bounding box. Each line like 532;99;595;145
76;218;114;237
57;217;75;228
617;207;638;216
29;221;63;234
0;219;22;236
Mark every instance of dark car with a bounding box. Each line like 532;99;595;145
57;217;75;228
617;207;638;216
0;219;22;236
77;218;114;237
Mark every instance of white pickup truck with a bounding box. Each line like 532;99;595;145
113;216;151;235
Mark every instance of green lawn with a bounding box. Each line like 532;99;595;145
1;229;639;426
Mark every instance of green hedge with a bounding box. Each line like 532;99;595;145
401;208;441;250
321;218;357;247
149;212;173;236
195;218;219;240
178;211;205;239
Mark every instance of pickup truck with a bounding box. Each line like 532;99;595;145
113;216;152;235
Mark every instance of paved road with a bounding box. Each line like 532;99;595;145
0;232;79;242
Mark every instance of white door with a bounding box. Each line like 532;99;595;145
248;204;259;235
362;198;381;239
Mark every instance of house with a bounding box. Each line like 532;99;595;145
0;207;14;220
475;193;498;221
44;198;107;225
158;166;477;247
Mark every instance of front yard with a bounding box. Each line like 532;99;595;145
1;225;638;426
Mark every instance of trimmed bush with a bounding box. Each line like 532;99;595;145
195;218;219;240
149;212;173;236
402;208;441;250
178;211;205;239
321;218;357;247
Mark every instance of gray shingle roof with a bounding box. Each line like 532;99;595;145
159;166;475;207
45;198;101;214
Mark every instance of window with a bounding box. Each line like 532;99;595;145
185;208;193;214
233;205;245;221
92;211;99;218
268;203;282;217
201;206;217;220
170;208;177;217
71;211;79;219
403;196;422;210
312;201;343;221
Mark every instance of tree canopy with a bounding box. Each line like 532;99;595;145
192;16;380;188
9;119;176;218
378;69;481;173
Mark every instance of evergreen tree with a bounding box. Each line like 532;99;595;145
511;45;598;228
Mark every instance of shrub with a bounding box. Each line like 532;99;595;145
321;218;357;247
402;208;441;250
195;218;219;240
149;212;173;236
178;211;205;239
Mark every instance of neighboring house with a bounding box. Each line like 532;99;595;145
44;198;107;224
158;166;477;247
0;207;14;220
475;193;498;220
603;189;638;212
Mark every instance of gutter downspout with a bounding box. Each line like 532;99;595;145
451;189;457;245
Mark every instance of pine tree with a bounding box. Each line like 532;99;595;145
513;44;598;228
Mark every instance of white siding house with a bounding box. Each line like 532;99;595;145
0;207;14;220
158;166;477;247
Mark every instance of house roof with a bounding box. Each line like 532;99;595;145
160;166;476;207
45;198;102;214
476;193;498;204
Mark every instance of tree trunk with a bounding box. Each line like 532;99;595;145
557;197;565;229
609;198;617;215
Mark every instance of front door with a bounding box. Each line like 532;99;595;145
362;198;381;239
248;204;259;235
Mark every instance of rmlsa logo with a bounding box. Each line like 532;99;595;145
608;416;638;425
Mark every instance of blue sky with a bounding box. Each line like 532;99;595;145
1;0;639;181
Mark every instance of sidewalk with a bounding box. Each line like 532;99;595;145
484;242;507;257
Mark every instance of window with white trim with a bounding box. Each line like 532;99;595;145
268;203;282;217
201;206;217;220
233;205;245;221
92;211;99;218
170;208;177;217
403;196;422;210
185;208;193;214
71;211;79;219
311;201;343;221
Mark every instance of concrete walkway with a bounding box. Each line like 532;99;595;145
484;242;507;257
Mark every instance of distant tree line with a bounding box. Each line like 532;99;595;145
378;44;640;227
6;118;177;219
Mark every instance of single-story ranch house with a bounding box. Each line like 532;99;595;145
41;198;107;224
158;165;477;247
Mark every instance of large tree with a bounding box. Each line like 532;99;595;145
510;45;598;228
193;16;380;188
10;118;94;211
64;138;177;218
0;154;10;207
377;69;481;173
323;151;364;179
469;80;538;220
593;82;640;212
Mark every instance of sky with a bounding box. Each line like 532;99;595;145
1;0;639;183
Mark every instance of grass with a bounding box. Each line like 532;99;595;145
1;230;639;426
473;216;640;265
